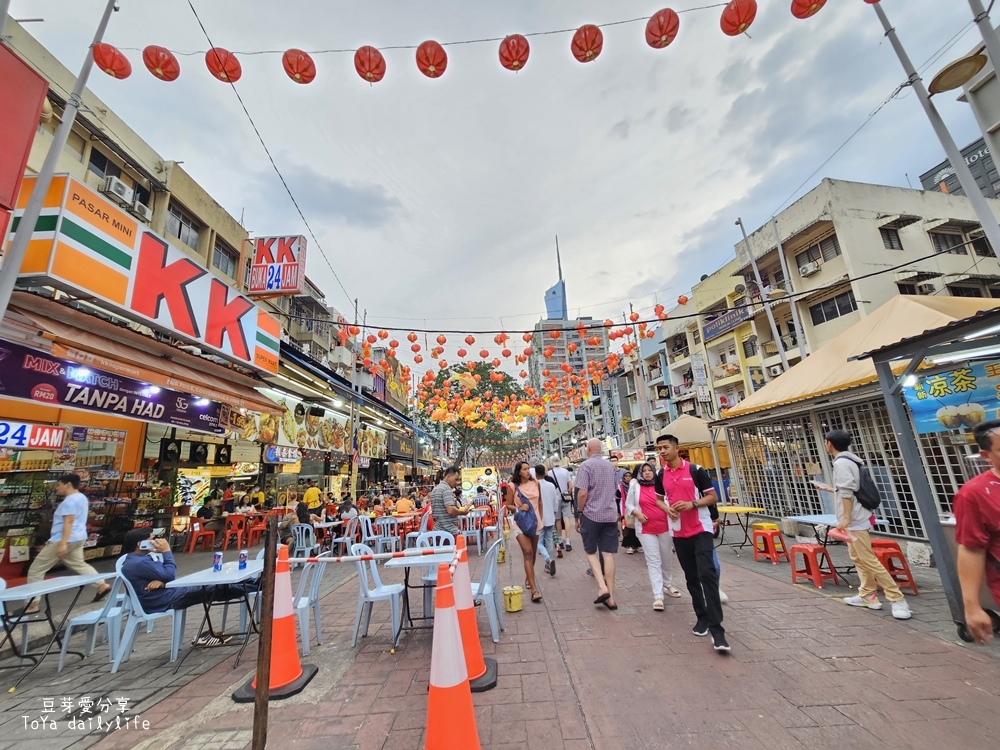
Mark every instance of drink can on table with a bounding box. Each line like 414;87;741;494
238;549;248;570
213;551;223;572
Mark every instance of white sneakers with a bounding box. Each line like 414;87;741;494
719;589;729;604
844;594;912;620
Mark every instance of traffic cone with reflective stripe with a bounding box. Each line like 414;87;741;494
452;535;498;692
233;544;318;702
425;564;480;750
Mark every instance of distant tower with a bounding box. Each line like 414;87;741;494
544;236;568;320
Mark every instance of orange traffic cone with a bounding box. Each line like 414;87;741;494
452;535;498;692
425;564;481;750
233;544;318;702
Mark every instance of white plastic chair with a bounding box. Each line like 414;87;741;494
458;512;483;556
358;515;380;549
349;543;403;647
291;524;320;559
111;556;187;673
58;574;127;672
329;517;360;556
416;531;455;618
404;512;431;548
373;517;401;554
294;552;331;655
471;539;505;643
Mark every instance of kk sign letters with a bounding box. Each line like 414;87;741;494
8;175;280;373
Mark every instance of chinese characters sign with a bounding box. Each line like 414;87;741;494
902;362;1000;434
247;235;306;296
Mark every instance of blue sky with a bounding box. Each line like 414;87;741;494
8;0;987;347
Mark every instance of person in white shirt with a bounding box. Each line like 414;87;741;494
21;474;111;614
549;459;574;554
535;465;561;576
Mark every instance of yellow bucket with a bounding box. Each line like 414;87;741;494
503;585;523;613
497;546;506;564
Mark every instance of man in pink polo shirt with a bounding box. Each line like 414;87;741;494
654;433;729;653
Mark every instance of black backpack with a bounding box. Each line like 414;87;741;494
835;455;882;511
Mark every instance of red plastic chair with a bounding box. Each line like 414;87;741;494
752;529;789;564
221;516;247;551
246;517;267;547
790;544;840;588
185;519;215;553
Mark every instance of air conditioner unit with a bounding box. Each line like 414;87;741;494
798;262;820;277
917;282;936;295
130;200;153;222
768;365;784;377
101;175;133;206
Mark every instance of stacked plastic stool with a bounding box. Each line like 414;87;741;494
752;524;789;565
871;540;919;595
790;544;840;588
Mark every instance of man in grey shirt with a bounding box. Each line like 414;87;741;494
430;466;468;536
575;439;620;609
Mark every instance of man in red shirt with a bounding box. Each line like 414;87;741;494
653;434;729;653
955;420;1000;643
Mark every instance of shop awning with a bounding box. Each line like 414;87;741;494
661;414;727;446
4;292;279;415
721;295;1000;418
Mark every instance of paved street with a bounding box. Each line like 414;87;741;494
4;536;995;750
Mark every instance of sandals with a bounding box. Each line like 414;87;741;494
665;586;682;598
531;591;543;603
594;592;611;605
653;599;664;611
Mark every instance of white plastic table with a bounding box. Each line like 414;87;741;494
0;573;114;690
384;549;455;647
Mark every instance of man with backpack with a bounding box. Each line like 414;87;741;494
825;429;911;619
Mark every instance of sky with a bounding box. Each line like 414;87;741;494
7;0;989;352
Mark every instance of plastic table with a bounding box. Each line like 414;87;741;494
384;549;455;647
716;506;766;553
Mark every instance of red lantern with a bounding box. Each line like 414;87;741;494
465;335;476;346
492;358;501;368
389;339;399;349
499;34;530;71
206;48;242;82
416;40;448;78
355;46;386;83
571;24;604;63
93;43;132;80
645;9;680;49
721;0;758;36
282;48;316;84
678;295;689;306
439;360;448;369
142;45;180;81
629;312;640;322
436;335;447;345
501;348;512;358
414;355;423;363
407;332;418;343
457;349;468;358
519;371;528;379
791;0;827;17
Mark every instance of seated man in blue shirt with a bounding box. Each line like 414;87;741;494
120;529;254;644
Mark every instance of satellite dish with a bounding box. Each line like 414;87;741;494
747;334;758;344
734;284;746;295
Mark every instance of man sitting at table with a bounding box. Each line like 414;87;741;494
394;493;415;514
120;529;253;644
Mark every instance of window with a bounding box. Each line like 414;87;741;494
794;234;841;268
880;227;903;250
742;338;757;358
930;231;966;255
133;184;151;208
949;285;983;298
243;257;252;290
773;269;785;288
970;231;993;258
64;131;86;162
897;283;917;295
86;148;121;181
166;204;201;251
212;239;238;278
990;287;1000;299
809;290;858;326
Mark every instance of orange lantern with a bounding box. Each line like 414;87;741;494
678;295;689;305
377;329;389;340
142;45;180;81
571;24;604;63
205;47;242;82
499;34;530;71
436;334;447;345
629;312;640;322
479;349;490;359
348;325;361;336
407;332;419;343
465;335;476;345
492;358;501;368
791;0;827;18
282;48;316;83
501;348;512;358
438;360;448;369
549;330;561;340
416;40;448;78
93;43;132;80
355;45;386;83
457;348;468;358
519;371;528;379
646;8;680;49
411;344;421;353
721;0;758;36
389;339;399;349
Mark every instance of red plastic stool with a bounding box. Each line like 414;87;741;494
752;529;789;564
870;539;902;554
874;548;919;595
790;544;840;588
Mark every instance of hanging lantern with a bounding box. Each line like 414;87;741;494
677;295;689;305
549;330;561;340
519;371;528;379
439;360;448;369
411;344;421;353
407;332;419;343
378;329;389;340
457;348;468;358
436;334;447;345
645;9;680;49
142;45;180;81
282;48;316;83
501;348;512;358
416;40;448;78
465;335;476;345
348;325;361;336
479;349;490;359
355;45;387;83
389;339;399;349
492;358;502;368
629;312;640;322
791;0;827;18
499;34;530;71
205;47;242;82
721;0;758;36
570;24;604;63
93;43;132;80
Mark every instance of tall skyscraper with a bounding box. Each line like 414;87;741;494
544;238;568;320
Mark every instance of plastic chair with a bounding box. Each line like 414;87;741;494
874;548;919;595
58;575;127;672
417;531;455;618
291;524;320;559
470;539;505;643
246;517;267;547
328;517;360;556
358;515;380;549
790;544;840;589
185;518;215;553
373;517;401;554
294;552;331;655
752;529;789;565
405;512;431;548
221;516;247;551
349;543;403;647
111;556;187;672
458;512;483;556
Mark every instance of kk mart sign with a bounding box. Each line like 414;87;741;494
6;175;280;373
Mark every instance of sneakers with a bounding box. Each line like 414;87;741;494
692;619;709;637
712;632;731;652
844;593;883;610
196;633;233;646
891;600;912;620
565;542;572;552
719;589;729;604
626;547;635;554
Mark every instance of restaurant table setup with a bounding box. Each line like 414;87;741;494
715;505;766;553
383;545;456;648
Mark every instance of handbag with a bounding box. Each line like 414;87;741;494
513;487;538;537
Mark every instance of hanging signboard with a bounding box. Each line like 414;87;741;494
246;235;307;296
388;432;414;461
358;424;387;459
703;307;750;342
252;388;352;451
7;175;281;373
460;467;498;500
902;362;1000;434
263;445;302;464
0;419;65;450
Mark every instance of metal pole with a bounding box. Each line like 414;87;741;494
737;218;789;371
873;359;964;623
874;3;1000;260
250;517;277;749
968;0;1000;79
770;217;808;361
348;301;360;500
708;427;729;504
0;0;118;324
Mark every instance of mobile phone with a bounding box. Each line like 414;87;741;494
151;527;166;538
139;539;155;551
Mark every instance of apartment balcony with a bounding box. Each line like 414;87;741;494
651;398;671;415
668;348;691;365
647;366;664;384
712;362;742;384
760;334;799;360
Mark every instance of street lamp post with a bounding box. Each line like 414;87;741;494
967;0;1000;77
